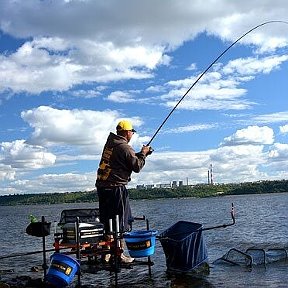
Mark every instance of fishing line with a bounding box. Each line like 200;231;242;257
147;20;288;146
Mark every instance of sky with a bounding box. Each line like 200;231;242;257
0;0;288;196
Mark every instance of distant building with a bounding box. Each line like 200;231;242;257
145;184;155;189
156;183;171;188
136;180;186;190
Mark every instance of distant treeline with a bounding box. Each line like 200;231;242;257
0;179;287;206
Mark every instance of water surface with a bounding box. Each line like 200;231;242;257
0;193;287;287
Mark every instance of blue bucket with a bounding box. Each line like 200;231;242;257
123;230;158;258
46;253;80;287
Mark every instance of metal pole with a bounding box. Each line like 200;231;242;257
146;218;152;276
41;216;47;279
76;217;81;287
114;215;120;287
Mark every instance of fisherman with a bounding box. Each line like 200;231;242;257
96;119;152;263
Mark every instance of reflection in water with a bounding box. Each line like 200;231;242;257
169;274;214;288
166;267;214;288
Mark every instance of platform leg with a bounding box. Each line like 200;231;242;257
76;217;81;287
41;216;48;279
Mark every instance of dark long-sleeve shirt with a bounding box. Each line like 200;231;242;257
96;133;146;187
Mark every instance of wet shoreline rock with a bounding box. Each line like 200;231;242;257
0;267;52;288
0;276;47;288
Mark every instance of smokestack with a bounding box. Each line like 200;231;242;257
210;164;213;185
208;170;210;184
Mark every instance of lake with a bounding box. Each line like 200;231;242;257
0;193;287;287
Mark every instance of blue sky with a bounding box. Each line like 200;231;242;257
0;0;288;195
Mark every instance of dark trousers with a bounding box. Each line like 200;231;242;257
97;186;132;234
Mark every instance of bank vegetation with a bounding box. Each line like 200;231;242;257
0;179;287;206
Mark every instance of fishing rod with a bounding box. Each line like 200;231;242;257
147;20;288;146
201;202;235;231
0;248;56;260
0;247;69;260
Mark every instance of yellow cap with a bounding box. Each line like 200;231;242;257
116;120;136;132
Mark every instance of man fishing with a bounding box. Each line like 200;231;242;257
96;119;152;263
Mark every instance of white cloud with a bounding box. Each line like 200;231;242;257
160;53;288;112
130;143;270;186
0;40;83;93
1;1;288;49
70;89;102;99
209;145;268;183
211;144;265;163
268;143;288;160
207;16;288;53
0;164;15;181
280;124;288;134
164;124;216;134
0;38;158;93
21;106;147;153
1;1;288;195
1;139;279;194
4;172;96;194
253;111;288;124
107;91;136;103
221;126;274;146
266;143;288;174
162;71;251;111
21;106;118;149
146;85;166;93
186;63;197;71
129;150;211;186
0;2;288;94
222;55;288;75
0;120;285;195
0;139;56;169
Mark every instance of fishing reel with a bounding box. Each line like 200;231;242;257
143;145;154;155
147;146;154;155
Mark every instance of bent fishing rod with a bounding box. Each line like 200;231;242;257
146;20;288;147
